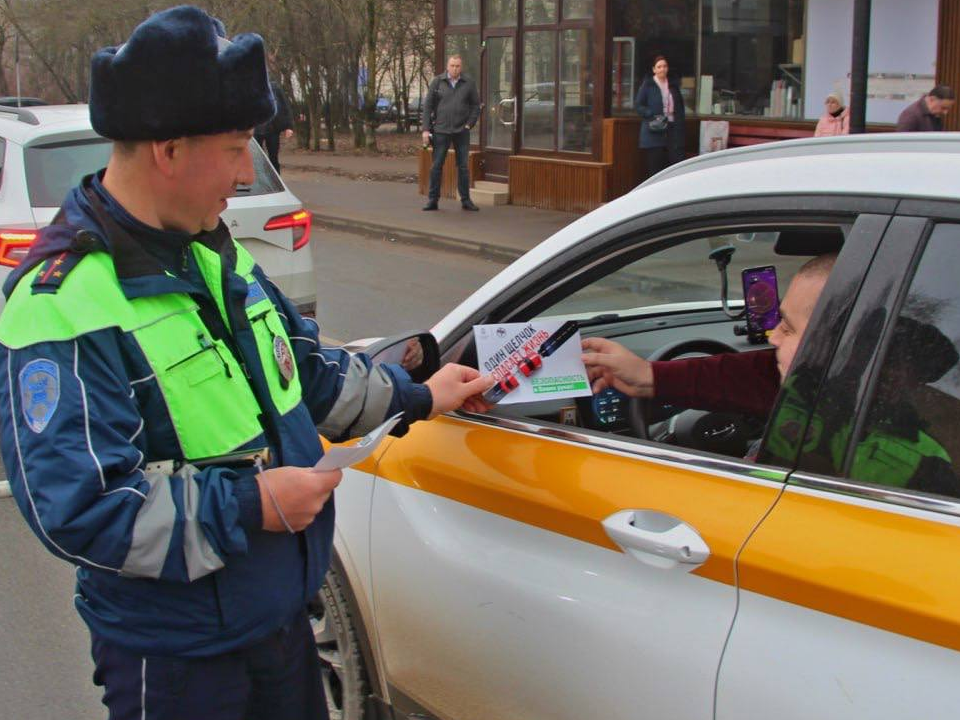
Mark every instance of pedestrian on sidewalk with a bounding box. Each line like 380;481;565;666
635;55;686;179
256;65;294;173
422;54;481;211
0;7;492;720
896;85;955;132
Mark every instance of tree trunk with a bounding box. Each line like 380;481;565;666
362;0;378;150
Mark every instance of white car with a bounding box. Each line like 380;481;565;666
317;133;960;720
0;104;315;313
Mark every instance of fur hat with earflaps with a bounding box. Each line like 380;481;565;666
89;5;276;140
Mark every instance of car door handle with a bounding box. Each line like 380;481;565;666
602;510;710;571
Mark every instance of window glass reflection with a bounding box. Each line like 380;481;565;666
486;0;518;27
560;29;592;152
447;0;479;25
522;31;557;150
700;0;805;117
525;0;557;24
563;0;593;20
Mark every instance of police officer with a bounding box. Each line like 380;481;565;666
0;7;490;720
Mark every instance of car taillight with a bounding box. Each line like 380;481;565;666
264;210;312;251
0;229;38;267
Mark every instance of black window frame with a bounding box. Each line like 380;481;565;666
792;201;960;505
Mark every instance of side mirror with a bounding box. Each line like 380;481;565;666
364;331;440;384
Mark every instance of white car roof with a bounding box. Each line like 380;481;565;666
0;105;97;144
433;132;960;340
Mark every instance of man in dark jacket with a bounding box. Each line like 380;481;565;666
422;54;481;211
255;79;293;172
896;85;955;132
0;7;491;720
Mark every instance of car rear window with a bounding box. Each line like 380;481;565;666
233;139;284;197
24;138;113;207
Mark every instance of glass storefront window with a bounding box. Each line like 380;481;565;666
525;0;557;25
486;0;518;27
560;29;593;152
522;31;557;150
700;0;805;118
445;33;482;143
563;0;593;20
447;0;479;25
611;0;698;116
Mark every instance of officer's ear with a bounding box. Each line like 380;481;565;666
151;137;185;178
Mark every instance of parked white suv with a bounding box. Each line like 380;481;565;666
0;104;315;313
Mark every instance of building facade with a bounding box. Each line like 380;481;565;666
423;0;960;211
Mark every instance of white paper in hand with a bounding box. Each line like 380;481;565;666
313;413;403;471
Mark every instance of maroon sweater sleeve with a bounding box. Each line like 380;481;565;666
650;350;781;417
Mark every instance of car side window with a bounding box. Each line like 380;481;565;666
472;225;830;461
849;224;960;498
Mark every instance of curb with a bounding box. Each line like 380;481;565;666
310;210;525;265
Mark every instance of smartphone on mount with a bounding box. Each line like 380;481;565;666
741;265;780;345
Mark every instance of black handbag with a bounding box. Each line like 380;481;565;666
648;114;668;132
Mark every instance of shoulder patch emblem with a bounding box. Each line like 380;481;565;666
19;359;60;433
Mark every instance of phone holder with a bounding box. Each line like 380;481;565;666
708;245;744;320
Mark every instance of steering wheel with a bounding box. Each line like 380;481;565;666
628;338;741;441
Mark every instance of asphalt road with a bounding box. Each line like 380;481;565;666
0;228;505;719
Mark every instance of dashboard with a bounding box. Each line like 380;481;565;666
488;307;771;433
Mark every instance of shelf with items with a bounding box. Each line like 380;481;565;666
767;64;803;119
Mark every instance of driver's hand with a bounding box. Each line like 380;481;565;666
581;338;655;398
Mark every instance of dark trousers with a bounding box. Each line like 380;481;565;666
90;610;327;720
643;124;684;179
256;133;282;173
428;129;471;202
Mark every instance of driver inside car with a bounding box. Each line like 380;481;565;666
581;253;838;426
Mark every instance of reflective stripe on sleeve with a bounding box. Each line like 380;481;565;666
121;471;175;578
179;465;226;580
121;468;224;579
318;357;396;438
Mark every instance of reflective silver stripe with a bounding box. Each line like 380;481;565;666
318;358;396;438
349;365;397;436
121;467;225;579
179;464;225;580
122;471;175;578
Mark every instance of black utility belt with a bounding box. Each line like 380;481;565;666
144;447;271;475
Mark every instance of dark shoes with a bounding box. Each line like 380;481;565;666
461;200;480;211
422;200;438;211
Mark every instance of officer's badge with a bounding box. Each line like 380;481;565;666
19;359;60;433
273;335;294;388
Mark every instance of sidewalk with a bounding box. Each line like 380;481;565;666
279;147;582;262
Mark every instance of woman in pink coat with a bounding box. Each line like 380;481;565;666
815;91;850;136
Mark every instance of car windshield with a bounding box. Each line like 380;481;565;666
24;137;113;207
539;232;807;320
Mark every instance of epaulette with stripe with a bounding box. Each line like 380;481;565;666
31;230;102;295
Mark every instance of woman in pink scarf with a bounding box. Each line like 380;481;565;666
635;55;686;179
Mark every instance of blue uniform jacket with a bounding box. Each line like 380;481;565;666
0;174;432;656
635;75;686;150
